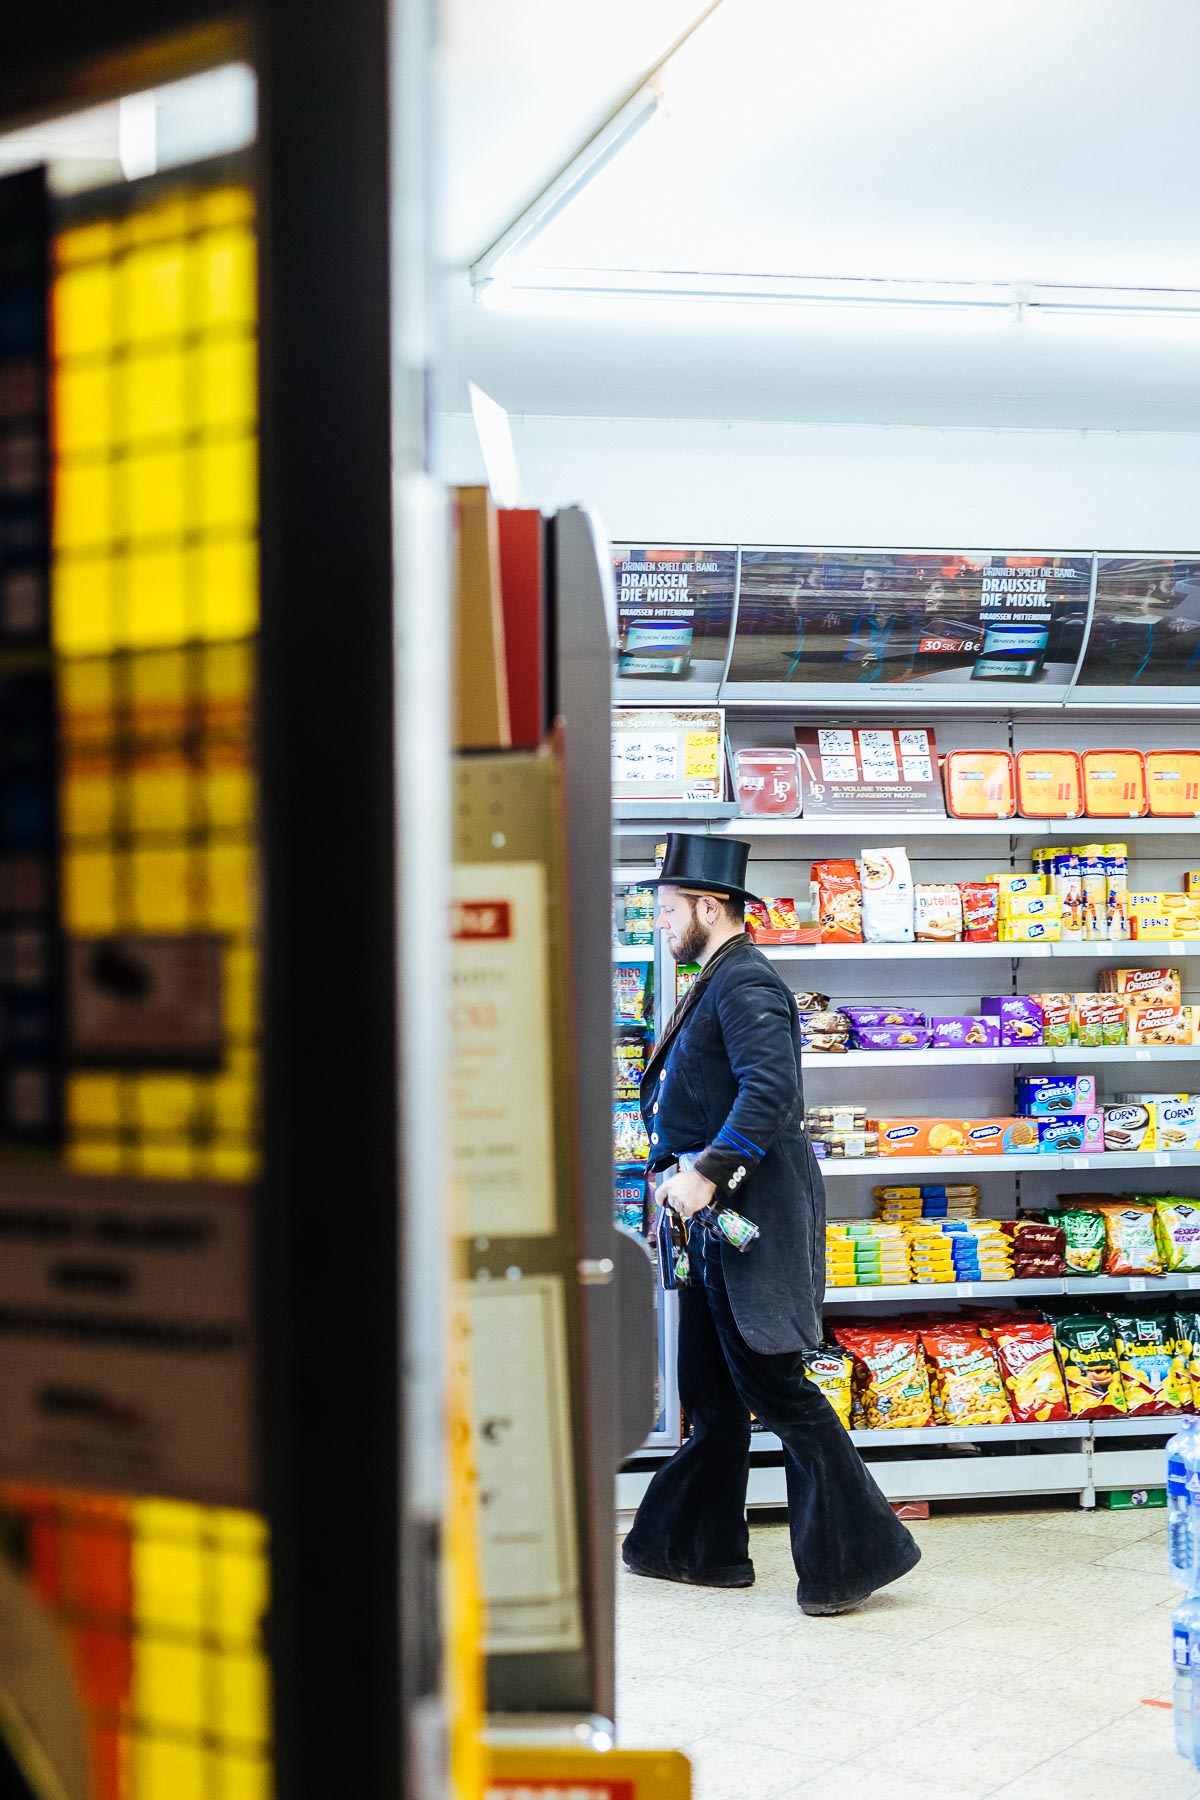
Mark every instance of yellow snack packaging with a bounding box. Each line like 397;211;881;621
803;1346;854;1429
831;1326;933;1431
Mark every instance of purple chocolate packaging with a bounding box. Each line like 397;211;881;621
839;1005;927;1028
851;1024;934;1051
930;1015;1001;1049
980;995;1044;1046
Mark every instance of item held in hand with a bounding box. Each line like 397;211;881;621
697;1204;761;1252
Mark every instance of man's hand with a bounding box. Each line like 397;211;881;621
657;1165;717;1221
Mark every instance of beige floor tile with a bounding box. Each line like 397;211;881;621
792;1764;980;1799
987;1747;1200;1799
683;1734;839;1800
1066;1704;1196;1774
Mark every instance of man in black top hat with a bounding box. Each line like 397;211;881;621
622;832;920;1614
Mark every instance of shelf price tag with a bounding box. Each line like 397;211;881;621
957;1282;976;1296
1155;1153;1173;1167
1190;1274;1200;1289
1128;1278;1147;1291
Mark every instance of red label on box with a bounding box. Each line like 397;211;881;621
451;901;513;941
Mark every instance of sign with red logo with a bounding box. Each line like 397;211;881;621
734;747;802;818
451;900;512;941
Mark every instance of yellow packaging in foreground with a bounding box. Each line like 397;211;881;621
487;1747;692;1798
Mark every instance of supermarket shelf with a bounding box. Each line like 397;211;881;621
1064;1272;1200;1295
808;1047;1056;1069
612;945;654;963
763;940;1200;961
613;812;1200;839
1092;1417;1184;1437
751;1420;1088;1452
613;865;658;885
763;942;1055;961
823;1272;1200;1304
819;1153;1047;1176
808;1044;1200;1070
820;1150;1200;1178
1061;1150;1200;1172
822;1277;1072;1304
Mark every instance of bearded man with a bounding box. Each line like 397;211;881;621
622;833;920;1614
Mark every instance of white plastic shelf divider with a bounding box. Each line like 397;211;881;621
807;1046;1200;1071
1092;1418;1183;1437
615;812;1200;838
822;1272;1200;1305
751;1420;1089;1453
820;1150;1200;1178
823;1278;1066;1304
612;945;654;963
762;941;1200;961
1064;1272;1200;1296
808;1047;1055;1070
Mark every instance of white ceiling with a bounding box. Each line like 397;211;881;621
439;0;1200;430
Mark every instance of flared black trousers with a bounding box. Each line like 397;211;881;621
624;1234;921;1607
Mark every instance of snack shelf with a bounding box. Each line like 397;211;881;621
1092;1417;1184;1437
808;1045;1200;1070
820;1150;1200;1177
820;1153;1048;1176
762;942;1057;961
763;941;1200;961
822;1278;1075;1304
808;1047;1056;1069
612;945;654;963
1063;1272;1200;1296
1062;1150;1200;1171
824;1273;1200;1304
751;1420;1089;1452
614;813;1200;839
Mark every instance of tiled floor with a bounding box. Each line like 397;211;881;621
617;1506;1200;1799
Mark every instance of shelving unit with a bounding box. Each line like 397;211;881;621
612;580;1200;1508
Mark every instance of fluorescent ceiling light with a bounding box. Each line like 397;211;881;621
478;278;1011;333
1026;305;1200;341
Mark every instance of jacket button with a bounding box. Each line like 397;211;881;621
659;1071;666;1082
652;1103;659;1115
650;1132;659;1144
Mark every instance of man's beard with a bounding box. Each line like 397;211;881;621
670;909;710;965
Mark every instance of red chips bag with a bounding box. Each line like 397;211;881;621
919;1327;1011;1427
831;1326;932;1430
958;881;1000;942
990;1320;1070;1423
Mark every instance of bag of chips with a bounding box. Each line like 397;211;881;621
831;1325;933;1430
989;1320;1071;1423
803;1345;854;1430
1054;1314;1129;1418
860;847;915;944
1155;1199;1200;1273
811;860;863;943
1059;1208;1106;1275
1096;1201;1163;1277
1110;1310;1188;1416
919;1327;1011;1427
1172;1310;1200;1405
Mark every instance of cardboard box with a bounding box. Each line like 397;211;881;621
1157;1099;1200;1153
870;1119;969;1157
1016;1074;1098;1115
1129;1006;1195;1046
999;892;1062;921
988;873;1046;897
929;1015;1001;1049
981;996;1044;1045
961;1118;1042;1155
1031;993;1073;1047
1000;918;1063;943
1103;1103;1157;1152
1100;968;1182;1007
1037;1114;1103;1154
1130;911;1174;941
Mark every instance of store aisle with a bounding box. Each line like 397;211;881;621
617;1506;1197;1800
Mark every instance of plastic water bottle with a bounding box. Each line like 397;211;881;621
1167;1417;1200;1585
1174;1596;1200;1760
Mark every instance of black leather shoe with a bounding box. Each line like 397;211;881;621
622;1552;754;1589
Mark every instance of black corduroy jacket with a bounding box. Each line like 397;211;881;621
640;933;826;1354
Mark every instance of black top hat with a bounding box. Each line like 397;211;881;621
648;832;760;903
